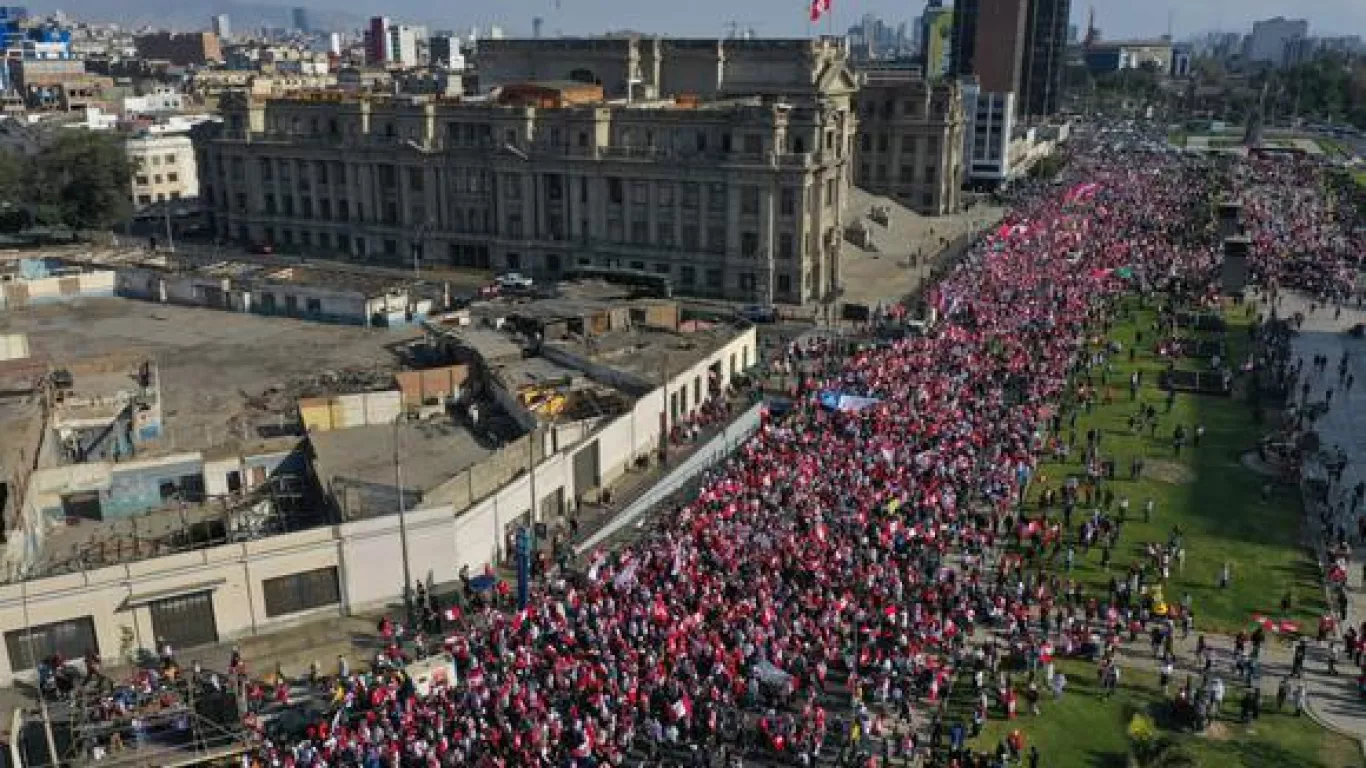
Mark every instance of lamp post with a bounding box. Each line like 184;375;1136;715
392;416;414;633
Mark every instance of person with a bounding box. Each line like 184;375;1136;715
1277;677;1291;711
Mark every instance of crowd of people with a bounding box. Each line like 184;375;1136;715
1238;153;1363;300
234;132;1349;768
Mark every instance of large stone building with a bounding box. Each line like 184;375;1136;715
194;37;859;306
851;69;965;214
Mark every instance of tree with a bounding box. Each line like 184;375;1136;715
26;131;133;230
1126;714;1198;768
0;149;20;203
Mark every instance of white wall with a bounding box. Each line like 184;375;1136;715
0;326;759;684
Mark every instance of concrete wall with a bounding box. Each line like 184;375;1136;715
299;390;403;433
0;326;759;684
1;271;116;310
26;452;204;523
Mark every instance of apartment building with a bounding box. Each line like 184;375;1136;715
127;133;199;208
194;38;858;306
133;31;224;66
851;70;965;215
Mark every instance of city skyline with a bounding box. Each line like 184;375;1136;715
20;0;1366;40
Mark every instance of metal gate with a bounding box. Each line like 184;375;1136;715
149;591;219;650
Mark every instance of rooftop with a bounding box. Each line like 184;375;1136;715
309;416;497;520
0;297;419;460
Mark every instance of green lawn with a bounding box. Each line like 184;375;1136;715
1031;298;1325;634
953;659;1362;767
932;297;1358;765
1353;170;1366;188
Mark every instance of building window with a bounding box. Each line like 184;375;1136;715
860;134;871;152
780;188;797;217
153;174;163;184
658;182;674;206
167;173;179;183
740;232;759;257
778;233;794;260
631;181;648;205
630;219;649;245
706;225;726;254
657;222;675;248
608;177;623;205
135;175;149;186
262;567;341;618
777;274;792;294
681;183;699;209
900;165;913;183
707;184;726;213
682;225;700;251
705;269;722;288
740;186;759;216
5;616;98;672
680;266;696;285
877;134;888;152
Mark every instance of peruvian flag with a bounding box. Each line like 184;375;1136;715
442;606;461;622
810;0;831;22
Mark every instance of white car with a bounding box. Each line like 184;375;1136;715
495;272;534;290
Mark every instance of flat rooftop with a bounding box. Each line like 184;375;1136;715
548;321;746;389
309;417;496;519
1;297;421;460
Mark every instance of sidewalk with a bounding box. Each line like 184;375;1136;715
1281;291;1366;739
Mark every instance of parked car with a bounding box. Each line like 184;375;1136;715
496;272;534;290
249;242;274;255
737;304;778;324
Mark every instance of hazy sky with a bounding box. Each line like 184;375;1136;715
435;0;1365;41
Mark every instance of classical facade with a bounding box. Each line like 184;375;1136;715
851;70;966;214
195;38;858;306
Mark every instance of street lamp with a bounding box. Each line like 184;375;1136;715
412;220;432;279
392;416;414;633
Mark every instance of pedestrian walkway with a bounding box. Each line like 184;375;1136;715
1281;290;1366;738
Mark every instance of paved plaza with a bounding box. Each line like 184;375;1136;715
1274;290;1366;740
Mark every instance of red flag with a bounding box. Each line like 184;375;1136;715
809;0;822;22
822;0;832;11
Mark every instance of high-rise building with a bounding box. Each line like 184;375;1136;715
1;5;30;60
211;13;231;42
428;34;462;68
920;3;954;79
366;16;390;64
974;0;1028;94
1019;0;1070;118
388;24;418;66
291;7;309;33
1245;16;1308;66
948;0;978;78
